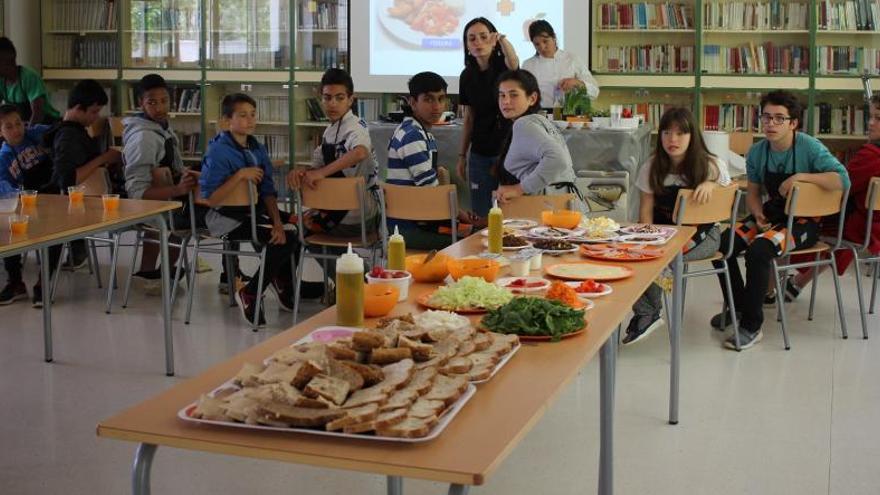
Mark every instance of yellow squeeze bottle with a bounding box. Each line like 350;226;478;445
336;243;364;328
487;199;503;254
387;225;406;271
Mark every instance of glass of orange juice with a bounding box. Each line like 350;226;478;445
9;214;28;235
102;194;120;211
19;190;37;208
68;185;85;206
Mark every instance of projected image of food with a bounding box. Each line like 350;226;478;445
386;0;464;36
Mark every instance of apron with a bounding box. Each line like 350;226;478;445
762;134;797;224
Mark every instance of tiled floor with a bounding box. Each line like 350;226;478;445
0;243;877;495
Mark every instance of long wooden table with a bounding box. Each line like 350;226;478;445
0;194;181;375
97;228;694;494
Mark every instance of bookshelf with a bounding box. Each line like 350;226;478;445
590;0;880;153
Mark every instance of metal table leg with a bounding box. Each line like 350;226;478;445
40;246;53;362
598;325;618;495
158;216;175;376
668;251;683;425
132;443;157;495
387;475;402;495
448;484;471;495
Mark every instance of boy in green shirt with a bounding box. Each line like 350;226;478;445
0;37;60;125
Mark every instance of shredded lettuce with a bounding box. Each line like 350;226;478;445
428;276;513;310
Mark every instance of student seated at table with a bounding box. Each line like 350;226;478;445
0;37;60;126
771;93;880;299
710;90;850;350
492;69;579;204
0;104;56;306
385;71;484;250
44;79;124;275
623;107;731;345
200;93;312;327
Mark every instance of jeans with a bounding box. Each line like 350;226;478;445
467;151;499;218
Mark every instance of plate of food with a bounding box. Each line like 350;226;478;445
564;279;613;298
481;234;532;250
378;0;469;46
416;276;514;313
531;238;579;255
495;276;551;294
526;226;584;240
545;280;595;310
504;218;538;230
616;233;670;245
620;224;676;236
480;227;524;237
579;243;664;262
545;262;634;281
481;296;587;342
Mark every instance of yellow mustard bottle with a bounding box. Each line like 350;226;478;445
336;243;364;328
387;225;406;271
487;199;503;254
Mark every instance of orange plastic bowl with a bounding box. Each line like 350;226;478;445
447;258;500;282
405;253;450;283
541;209;582;229
363;283;399;318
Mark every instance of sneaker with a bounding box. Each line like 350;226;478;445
219;270;251;295
271;278;294;312
710;309;742;330
724;327;763;350
764;290;777;306
61;248;89;272
234;287;266;328
195;256;213;273
622;313;664;346
32;284;43;308
784;279;801;302
0;281;27;305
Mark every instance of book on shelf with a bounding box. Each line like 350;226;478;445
702;43;808;74
816;46;880;75
304;45;347;70
355;97;380;122
702;104;762;132
305;98;328;121
136;2;199;32
598;2;693;29
814;102;868;135
254;95;290;122
703;0;808;30
47;34;118;68
596;45;693;73
298;0;347;29
818;0;880;30
50;0;116;31
254;134;290;162
174;131;202;156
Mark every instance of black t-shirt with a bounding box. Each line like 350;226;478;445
44;121;100;190
459;56;511;157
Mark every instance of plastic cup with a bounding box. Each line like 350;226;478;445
68;185;85;206
102;194;120;211
9;214;28;235
20;190;37;208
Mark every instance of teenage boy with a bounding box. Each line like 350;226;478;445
45;79;123;273
711;90;850;350
385;71;483;249
0;104;54;305
287;68;379;238
200;93;307;326
0;37;60;125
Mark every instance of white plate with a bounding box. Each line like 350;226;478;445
481;238;532;250
178;382;477;444
526;226;585;239
376;0;470;48
619;224;677;236
569;233;621;243
472;343;521;385
480;228;525;237
539;246;580;256
495;276;551;293
504;218;538;230
564;281;613;298
616;233;669;246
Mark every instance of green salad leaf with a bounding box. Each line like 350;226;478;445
481;297;586;342
428;276;513;310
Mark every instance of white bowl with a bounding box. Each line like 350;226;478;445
552;120;569;130
0;193;18;213
569;121;584;129
366;270;412;301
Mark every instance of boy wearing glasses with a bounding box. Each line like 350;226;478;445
711;90;850;350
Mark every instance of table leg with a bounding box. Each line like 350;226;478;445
158;215;175;376
387;475;402;495
598;325;618;495
448;484;471;495
668;252;683;425
40;246;53;363
132;443;157;495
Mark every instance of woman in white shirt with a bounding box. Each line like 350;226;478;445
521;20;599;109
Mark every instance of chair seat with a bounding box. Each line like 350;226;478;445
304;231;380;248
685;251;724;264
789;241;831;256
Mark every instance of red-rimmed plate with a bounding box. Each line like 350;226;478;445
506;326;587;342
495;276;551;294
579;243;665;262
564;281;613;298
545;262;634;281
416;291;492;314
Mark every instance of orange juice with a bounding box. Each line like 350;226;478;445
69;190;84;205
9;215;28;235
102;194;120;211
20;191;37;208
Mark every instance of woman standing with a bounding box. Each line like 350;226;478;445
457;17;518;217
522;20;599;110
493;69;577;202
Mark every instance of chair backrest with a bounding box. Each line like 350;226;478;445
79;167;111;196
219;179;258;207
500;193;575;220
785;181;846;217
729;131;753;156
868;177;880;211
673;185;740;225
109;117;124;139
300;177;365;211
381;183;457;221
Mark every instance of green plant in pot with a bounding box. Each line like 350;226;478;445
562;86;592;118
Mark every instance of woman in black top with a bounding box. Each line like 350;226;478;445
456;17;518;217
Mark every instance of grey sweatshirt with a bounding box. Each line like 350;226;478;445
122;114;183;199
503;114;576;194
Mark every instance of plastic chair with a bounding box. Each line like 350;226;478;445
378;183;458;256
844;176;880;339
